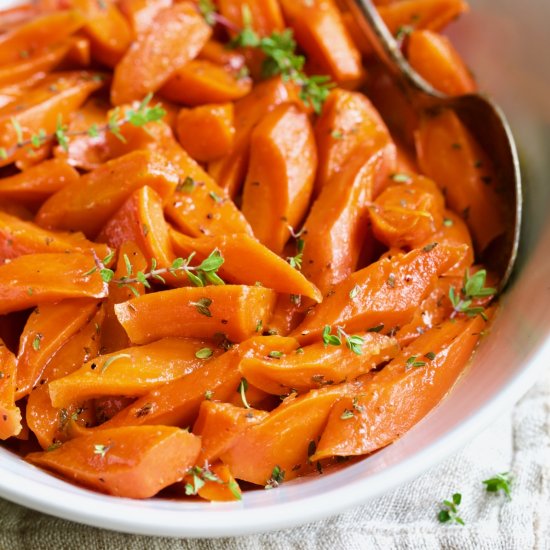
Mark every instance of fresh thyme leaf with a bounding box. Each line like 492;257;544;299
32;333;43;351
406;355;427;368
176;176;196;193
88;124;100;138
483;472;512;499
55;114;69;151
265;465;285;489
190;297;213;317
108;108;127;143
198;249;224;272
228;479;242;500
198;0;217;25
268;350;283;359
449;269;496;318
101;353;131;373
438;492;465;525
340;408;355;420
10;117;23;145
349;284;360;300
238;377;251;409
322;325;342;347
195;347;213;359
93;443;111;458
100;268;115;283
367;324;384;333
424;351;436;361
390;173;412;183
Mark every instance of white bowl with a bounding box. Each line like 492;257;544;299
1;0;549;538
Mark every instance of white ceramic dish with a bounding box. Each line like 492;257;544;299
1;0;549;538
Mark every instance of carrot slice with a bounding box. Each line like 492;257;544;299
116;285;277;344
118;0;172;35
312;314;486;460
0;340;21;440
241;104;317;254
111;3;212;105
0;252;107;315
27;426;201;498
48;337;222;408
36;150;178;238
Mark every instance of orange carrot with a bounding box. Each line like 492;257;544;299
0;340;21;440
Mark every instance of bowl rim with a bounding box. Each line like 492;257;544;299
0;328;547;538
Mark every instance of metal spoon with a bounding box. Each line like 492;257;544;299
344;0;522;289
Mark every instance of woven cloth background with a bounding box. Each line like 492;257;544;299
0;368;548;550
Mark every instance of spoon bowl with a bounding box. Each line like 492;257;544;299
345;0;522;288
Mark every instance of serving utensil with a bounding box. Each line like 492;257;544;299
345;0;522;289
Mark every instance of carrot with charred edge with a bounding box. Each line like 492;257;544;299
241;104;317;254
170;230;322;302
369;175;445;250
0;71;104;167
49;337;222;409
0;252;107;315
118;0;172;35
0;340;21;440
415;108;506;252
0;158;79;204
27;426;201;499
88;347;243;430
407;30;476;96
278;0;362;85
193;401;268;464
115;285;277;344
314;89;395;196
36;150;179;238
301;146;388;294
111;3;212;105
0;10;85;66
72;0;132;68
176;104;235;163
208;76;300;198
293;244;467;343
312;314;487;460
378;0;469;36
0;211;110;261
220;381;359;485
16;299;101;400
26;306;104;449
240;332;399;395
160;60;252;106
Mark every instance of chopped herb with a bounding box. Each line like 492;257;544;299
340;408;355;420
208;190;223;203
322;325;342;347
395;24;413;40
195;347;213;359
422;242;438;252
32;333;43;351
11;118;23;145
189;297;213;317
268;350;283;359
406;355;427;368
331;130;343;139
101;353;131;373
483;472;512;499
443;218;454;227
387;274;396;288
176;176;196;193
256;319;263;333
438;493;464;525
238;377;251;409
198;0;217;25
449;269;496;319
46;442;62;452
204;390;214;400
390;173;412;183
424;351;436;361
93;443;111;458
265;465;285;489
367;324;384;333
349;284;360;300
227;480;242;500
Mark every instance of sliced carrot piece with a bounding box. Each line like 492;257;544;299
170;230;322;302
111;3;212;105
176;103;235;163
0;252;107;315
118;0;172;35
115;285;277;344
241;104;317;254
218;0;284;37
27;426;201;498
48;337;221;408
36;150;178;238
293;244;467;342
312;314;485;460
15;299;101;400
195;462;242;502
0;340;21;440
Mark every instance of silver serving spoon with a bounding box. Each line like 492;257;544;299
344;0;522;289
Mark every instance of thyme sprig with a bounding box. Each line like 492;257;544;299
322;325;365;355
185;464;242;500
0;93;165;160
449;269;496;320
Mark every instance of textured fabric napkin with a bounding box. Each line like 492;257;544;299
0;368;548;550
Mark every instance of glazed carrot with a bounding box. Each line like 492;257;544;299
36;150;178;238
0;252;107;315
49;337;222;408
293;244;467;343
0;10;84;65
240;332;399;394
314;89;395;195
176;103;235;162
91;347;243;429
115;285;277;344
218;0;284;37
27;426;201;498
378;0;469;35
118;0;171;35
198;40;246;71
220;381;359;485
193;401;268;463
301;146;388;294
194;462;242;502
0;211;110;261
94;396;135;425
66;35;91;66
208;76;299;198
111;3;212;105
160;60;252;106
0;4;39;32
266;294;306;336
71;0;132;68
0;71;104;167
415;108;506;252
170;230;322;302
312;314;485;460
15;299;101;399
0;341;21;440
368;174;445;249
26;306;104;449
241;104;317;254
278;0;362;85
407;30;476;96
100;241;148;354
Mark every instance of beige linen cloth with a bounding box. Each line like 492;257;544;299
0;368;548;550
